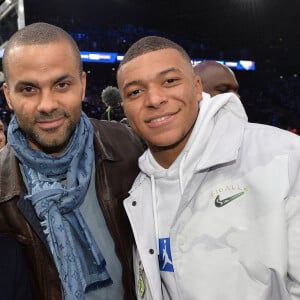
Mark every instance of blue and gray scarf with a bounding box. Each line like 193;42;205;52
8;112;112;300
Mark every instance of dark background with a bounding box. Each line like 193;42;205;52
1;0;300;131
23;0;300;74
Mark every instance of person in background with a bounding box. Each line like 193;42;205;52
117;35;300;299
0;118;6;151
0;22;144;299
194;60;239;97
100;85;125;122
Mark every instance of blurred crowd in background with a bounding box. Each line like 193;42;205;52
1;16;299;135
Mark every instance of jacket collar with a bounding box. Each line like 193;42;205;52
195;112;245;171
0;144;23;203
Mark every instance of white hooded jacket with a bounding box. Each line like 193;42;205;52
124;92;300;300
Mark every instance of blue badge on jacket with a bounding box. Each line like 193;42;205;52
158;238;174;272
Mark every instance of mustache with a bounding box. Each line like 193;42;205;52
34;110;69;122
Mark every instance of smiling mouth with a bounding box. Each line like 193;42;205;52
37;118;64;130
149;115;171;123
146;113;177;128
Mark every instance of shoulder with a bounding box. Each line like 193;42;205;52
241;123;300;168
0;144;19;169
0;145;22;203
90;118;142;142
91;118;126;131
245;122;300;148
90;118;145;159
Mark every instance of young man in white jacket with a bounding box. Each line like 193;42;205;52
117;35;300;300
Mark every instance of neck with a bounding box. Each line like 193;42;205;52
149;134;190;169
148;111;199;168
151;150;179;169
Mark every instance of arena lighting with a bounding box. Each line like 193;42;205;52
237;60;255;70
192;58;255;71
80;51;117;63
0;50;255;71
81;51;256;71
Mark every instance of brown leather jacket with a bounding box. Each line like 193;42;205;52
0;119;145;300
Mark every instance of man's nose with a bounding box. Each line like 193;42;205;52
146;87;167;108
37;91;59;113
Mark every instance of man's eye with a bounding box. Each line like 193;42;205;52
128;89;141;97
57;82;69;89
165;78;180;86
166;78;176;84
22;86;34;93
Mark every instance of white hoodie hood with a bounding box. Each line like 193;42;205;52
138;92;247;190
138;91;248;248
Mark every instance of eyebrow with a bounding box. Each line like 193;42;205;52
14;73;76;90
122;67;182;90
159;67;182;76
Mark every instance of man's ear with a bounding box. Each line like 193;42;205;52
2;82;13;110
81;71;87;102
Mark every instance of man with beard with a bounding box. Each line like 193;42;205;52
0;22;144;300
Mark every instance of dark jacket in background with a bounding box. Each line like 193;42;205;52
0;119;145;300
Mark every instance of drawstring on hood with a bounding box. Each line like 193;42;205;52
151;174;159;252
149;149;189;252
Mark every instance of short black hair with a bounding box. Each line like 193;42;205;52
2;22;82;81
118;35;192;70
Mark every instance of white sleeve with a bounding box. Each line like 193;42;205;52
286;150;300;299
286;194;300;298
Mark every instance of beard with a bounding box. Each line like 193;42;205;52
17;109;80;155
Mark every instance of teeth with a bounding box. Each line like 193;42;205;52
150;116;168;122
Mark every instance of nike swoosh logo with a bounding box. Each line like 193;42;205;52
215;191;244;207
